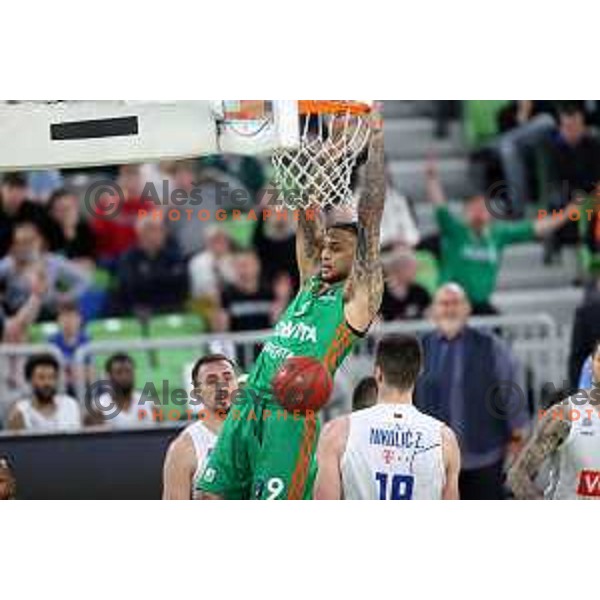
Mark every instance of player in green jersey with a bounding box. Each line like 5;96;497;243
198;107;386;500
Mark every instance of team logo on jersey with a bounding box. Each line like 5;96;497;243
293;302;311;317
576;470;600;497
202;467;216;483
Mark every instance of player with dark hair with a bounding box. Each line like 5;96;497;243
314;334;460;500
508;339;600;500
7;353;81;432
352;377;378;412
162;354;238;500
198;106;386;500
89;352;155;428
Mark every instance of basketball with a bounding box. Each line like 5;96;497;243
272;356;333;414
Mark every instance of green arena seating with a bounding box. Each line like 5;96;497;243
29;321;60;343
414;250;440;297
463;100;511;149
147;313;207;416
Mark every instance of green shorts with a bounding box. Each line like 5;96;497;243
197;393;321;500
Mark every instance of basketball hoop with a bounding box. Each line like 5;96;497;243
271;100;373;209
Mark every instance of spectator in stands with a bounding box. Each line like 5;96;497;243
574;339;600;390
426;157;575;314
0;271;47;425
352;377;378;412
253;207;299;291
540;102;600;207
28;169;64;203
88;353;153;428
494;101;556;216
380;164;420;250
0;266;45;343
48;301;93;398
47;188;96;270
189;224;236;318
497;101;556;135
6;353;81;432
199;154;266;201
167;159;213;258
537;102;600;258
114;217;188;316
213;247;290;364
0;172;61;257
0;456;16;500
380;248;431;321
415;283;529;499
0;222;91;320
215;247;289;333
568;286;600;386
90;165;152;266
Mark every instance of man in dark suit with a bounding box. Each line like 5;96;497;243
415;283;529;499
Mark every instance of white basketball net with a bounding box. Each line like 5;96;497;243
271;105;371;209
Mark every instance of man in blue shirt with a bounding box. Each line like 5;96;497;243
48;301;92;397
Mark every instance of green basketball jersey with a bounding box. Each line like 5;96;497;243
246;275;360;403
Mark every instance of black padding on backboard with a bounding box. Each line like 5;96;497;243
50;116;139;141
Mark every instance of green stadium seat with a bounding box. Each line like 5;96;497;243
29;321;60;343
146;314;208;417
463;100;511;149
87;317;151;385
87;317;144;340
148;313;206;338
414;250;440;297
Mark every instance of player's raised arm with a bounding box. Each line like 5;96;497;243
344;104;385;333
507;399;572;499
296;203;325;286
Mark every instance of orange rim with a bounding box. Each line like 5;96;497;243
298;100;371;116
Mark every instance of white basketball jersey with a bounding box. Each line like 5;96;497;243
185;421;217;486
550;397;600;500
341;403;445;500
16;395;81;432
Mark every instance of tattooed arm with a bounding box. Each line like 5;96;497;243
344;105;385;333
507;399;572;499
296;204;324;287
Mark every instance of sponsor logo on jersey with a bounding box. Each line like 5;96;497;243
263;341;294;361
275;320;318;344
577;470;600;497
382;449;395;465
369;426;425;450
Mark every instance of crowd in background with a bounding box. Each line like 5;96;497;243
1;100;600;452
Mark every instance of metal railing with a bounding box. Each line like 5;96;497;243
70;313;564;414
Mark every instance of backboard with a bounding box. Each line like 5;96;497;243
0;100;300;171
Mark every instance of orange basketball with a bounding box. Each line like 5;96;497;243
272;356;333;414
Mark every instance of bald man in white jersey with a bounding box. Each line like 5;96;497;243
508;340;600;500
162;354;238;500
315;334;461;500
